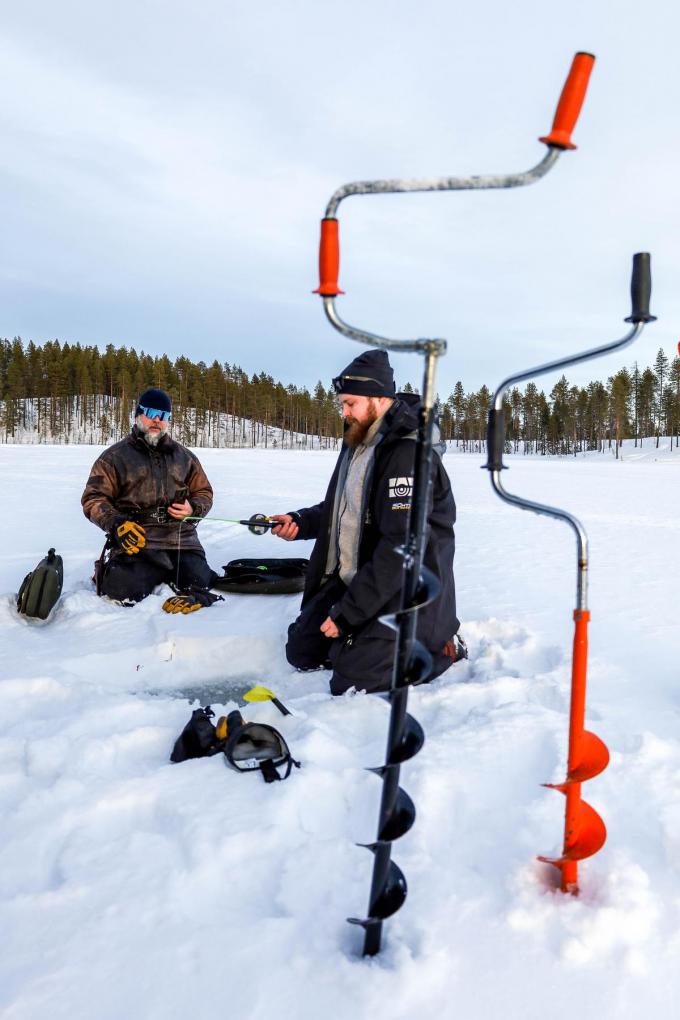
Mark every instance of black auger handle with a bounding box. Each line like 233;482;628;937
625;252;657;324
483;408;506;472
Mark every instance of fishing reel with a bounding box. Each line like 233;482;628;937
241;513;278;535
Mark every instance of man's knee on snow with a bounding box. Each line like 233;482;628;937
101;558;160;603
285;635;326;670
176;552;217;590
330;670;391;696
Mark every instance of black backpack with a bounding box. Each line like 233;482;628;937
16;548;63;620
170;706;299;783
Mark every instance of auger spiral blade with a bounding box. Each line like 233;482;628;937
390;640;433;689
379;568;439;633
544;731;609;790
563;798;607;863
567;730;610;783
414;566;440;609
387;713;425;765
377;785;416;842
539;797;607;868
348;858;408;926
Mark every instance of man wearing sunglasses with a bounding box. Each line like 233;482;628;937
81;387;219;611
271;349;465;695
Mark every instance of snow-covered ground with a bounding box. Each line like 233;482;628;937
1;442;679;1019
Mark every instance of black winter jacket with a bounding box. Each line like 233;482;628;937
291;395;459;650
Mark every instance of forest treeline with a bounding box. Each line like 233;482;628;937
1;337;679;454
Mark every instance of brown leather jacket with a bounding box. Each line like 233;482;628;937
81;427;213;552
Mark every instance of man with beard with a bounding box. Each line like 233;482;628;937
81;387;219;612
271;350;465;695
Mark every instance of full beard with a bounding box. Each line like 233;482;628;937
344;408;379;448
136;419;164;447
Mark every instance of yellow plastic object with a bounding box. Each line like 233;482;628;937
243;686;291;716
243;685;277;703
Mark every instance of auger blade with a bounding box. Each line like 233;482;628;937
543;732;609;791
538;797;607;866
353;848;408;919
413;565;440;609
347;916;380;929
387;713;425;765
379;612;399;633
563;798;607;862
567;730;609;783
369;859;408;920
378;787;416;842
402;641;433;687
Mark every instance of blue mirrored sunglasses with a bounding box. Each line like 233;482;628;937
139;405;172;421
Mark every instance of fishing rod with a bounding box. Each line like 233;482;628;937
180;513;278;534
314;51;596;956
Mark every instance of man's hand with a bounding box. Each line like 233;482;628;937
271;514;299;541
320;616;340;639
168;499;193;520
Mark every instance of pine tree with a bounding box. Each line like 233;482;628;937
653;347;670;447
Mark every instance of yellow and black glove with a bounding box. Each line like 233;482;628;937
162;593;203;614
115;520;146;555
162;586;223;614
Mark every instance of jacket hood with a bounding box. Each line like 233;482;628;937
381;394;445;454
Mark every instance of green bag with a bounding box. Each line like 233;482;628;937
17;548;63;620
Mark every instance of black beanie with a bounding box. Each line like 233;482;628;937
332;350;395;398
136;388;172;416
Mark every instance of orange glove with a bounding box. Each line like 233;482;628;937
115;520;146;555
162;594;202;614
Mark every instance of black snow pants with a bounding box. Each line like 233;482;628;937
286;574;453;696
101;549;218;603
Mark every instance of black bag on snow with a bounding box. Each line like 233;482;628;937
170;706;299;782
170;706;224;762
16;548;63;620
213;558;308;595
93;537;113;596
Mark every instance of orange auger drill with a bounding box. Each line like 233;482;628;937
485;254;656;892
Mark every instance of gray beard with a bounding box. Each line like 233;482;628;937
136;418;164;447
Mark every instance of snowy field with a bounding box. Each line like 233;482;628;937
1;442;680;1020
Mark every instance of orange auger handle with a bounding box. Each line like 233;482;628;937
313;217;345;296
539;51;595;150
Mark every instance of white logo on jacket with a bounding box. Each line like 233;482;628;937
388;476;414;499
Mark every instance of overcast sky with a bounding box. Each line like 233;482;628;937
1;0;678;396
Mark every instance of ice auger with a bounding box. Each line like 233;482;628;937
314;52;596;953
484;254;656;892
